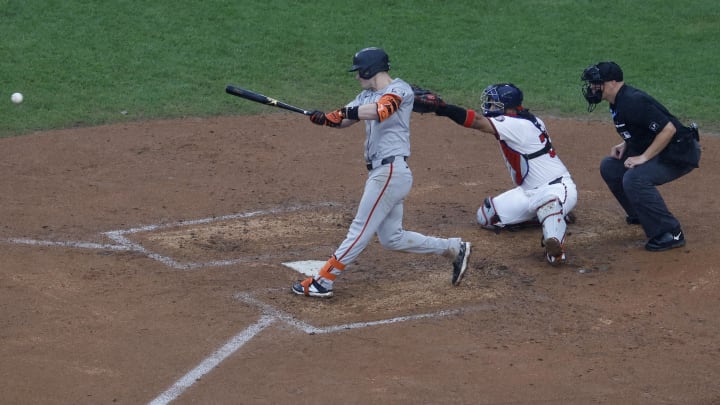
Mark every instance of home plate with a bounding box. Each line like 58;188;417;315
282;260;326;276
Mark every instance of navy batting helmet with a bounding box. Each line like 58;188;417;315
480;83;524;117
348;47;390;80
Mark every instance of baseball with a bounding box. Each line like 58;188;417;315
11;92;23;104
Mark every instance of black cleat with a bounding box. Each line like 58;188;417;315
645;229;685;252
452;242;471;286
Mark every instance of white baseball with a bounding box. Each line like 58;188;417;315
11;92;23;104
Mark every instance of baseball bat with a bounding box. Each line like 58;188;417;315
225;85;312;116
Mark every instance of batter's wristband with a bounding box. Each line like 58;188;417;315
343;106;360;120
438;104;470;127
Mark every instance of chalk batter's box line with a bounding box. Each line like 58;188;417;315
148;290;494;405
7;202;340;270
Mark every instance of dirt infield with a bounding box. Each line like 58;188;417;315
1;114;719;404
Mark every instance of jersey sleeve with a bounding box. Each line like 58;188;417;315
628;94;671;135
387;81;412;107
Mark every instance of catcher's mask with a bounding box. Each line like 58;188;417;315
481;83;523;117
581;61;623;112
348;47;390;80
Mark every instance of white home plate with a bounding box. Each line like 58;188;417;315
282;260;326;276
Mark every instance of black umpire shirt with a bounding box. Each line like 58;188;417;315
609;84;683;157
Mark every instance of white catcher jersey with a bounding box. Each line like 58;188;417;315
489;115;571;189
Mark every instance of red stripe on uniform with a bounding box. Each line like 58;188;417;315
336;163;394;262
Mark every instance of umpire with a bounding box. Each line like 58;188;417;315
581;61;701;251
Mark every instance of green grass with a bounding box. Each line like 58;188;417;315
2;0;718;137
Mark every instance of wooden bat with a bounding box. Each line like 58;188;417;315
225;85;312;116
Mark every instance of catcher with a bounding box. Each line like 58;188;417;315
413;83;578;265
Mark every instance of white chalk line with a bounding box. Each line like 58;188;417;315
10;203;478;404
148;290;494;404
9;238;131;251
5;202;339;270
147;315;276;405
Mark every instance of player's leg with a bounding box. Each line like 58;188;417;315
375;167;470;285
531;178;578;265
536;198;566;265
293;163;406;297
600;156;639;224
622;158;692;250
477;187;535;231
377;206;469;285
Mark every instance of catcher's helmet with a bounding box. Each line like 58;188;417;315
348;47;390;80
480;83;523;117
581;61;623;111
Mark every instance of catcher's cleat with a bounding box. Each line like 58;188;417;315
452;241;472;286
292;277;333;298
542;237;566;266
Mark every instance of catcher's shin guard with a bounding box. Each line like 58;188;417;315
536;199;567;265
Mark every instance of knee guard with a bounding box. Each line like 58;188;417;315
477;197;502;230
536;198;567;242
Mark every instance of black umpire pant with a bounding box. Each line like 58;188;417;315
600;155;695;239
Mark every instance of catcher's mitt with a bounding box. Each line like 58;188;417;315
411;85;446;114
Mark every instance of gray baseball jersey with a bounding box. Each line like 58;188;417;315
348;78;412;164
333;78;462;267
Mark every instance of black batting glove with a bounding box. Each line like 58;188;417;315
309;110;327;126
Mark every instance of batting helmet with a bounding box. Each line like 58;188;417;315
348;47;390;80
480;83;524;117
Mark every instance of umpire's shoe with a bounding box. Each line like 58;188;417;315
452;241;472;286
645;228;685;252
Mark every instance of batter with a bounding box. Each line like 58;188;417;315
292;47;471;298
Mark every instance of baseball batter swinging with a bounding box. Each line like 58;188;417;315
414;83;577;265
292;47;471;298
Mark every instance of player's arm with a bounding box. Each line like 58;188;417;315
623;102;674;166
411;86;493;133
436;104;495;134
344;93;402;122
308;108;357;128
309;94;401;127
623;122;674;168
640;121;676;160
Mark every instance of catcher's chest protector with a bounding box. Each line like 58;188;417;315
499;140;530;186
